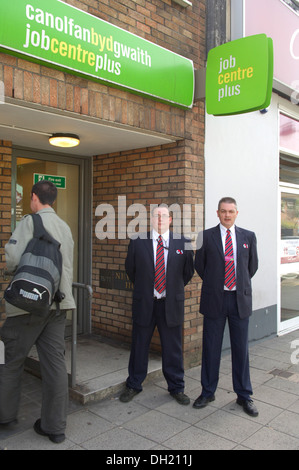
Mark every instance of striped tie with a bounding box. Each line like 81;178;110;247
224;229;236;290
155;235;166;294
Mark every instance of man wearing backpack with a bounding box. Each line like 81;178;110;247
0;180;76;444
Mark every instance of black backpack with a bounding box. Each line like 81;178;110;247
4;213;64;316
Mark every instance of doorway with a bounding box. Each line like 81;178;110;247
12;147;92;336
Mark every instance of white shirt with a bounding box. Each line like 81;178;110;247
220;224;237;291
152;229;169;298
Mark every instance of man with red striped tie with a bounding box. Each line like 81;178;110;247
120;204;194;405
193;197;259;417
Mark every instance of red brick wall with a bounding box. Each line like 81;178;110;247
92;131;204;366
89;0;206;366
0;141;12;324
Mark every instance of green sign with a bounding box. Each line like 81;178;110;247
0;0;194;109
34;173;66;189
206;34;273;116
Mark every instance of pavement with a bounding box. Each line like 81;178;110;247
1;329;299;451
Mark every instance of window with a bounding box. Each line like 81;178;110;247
280;153;299;184
282;0;299;14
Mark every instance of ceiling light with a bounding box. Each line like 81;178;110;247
49;133;80;148
172;0;192;7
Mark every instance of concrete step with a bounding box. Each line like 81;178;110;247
25;335;163;405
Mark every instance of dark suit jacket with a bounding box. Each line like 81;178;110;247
125;232;194;328
195;225;258;319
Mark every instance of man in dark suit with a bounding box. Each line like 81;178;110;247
120;204;194;405
193;197;259;417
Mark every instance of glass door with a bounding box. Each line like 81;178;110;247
279;186;299;333
12;148;92;336
15;158;79;276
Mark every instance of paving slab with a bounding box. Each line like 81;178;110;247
1;329;299;451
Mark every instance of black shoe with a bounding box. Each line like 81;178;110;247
33;419;65;444
193;395;215;409
236;398;259;417
119;387;141;403
170;392;190;406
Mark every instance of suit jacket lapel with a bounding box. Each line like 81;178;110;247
212;225;224;260
166;232;174;273
168;231;173;253
145;232;154;266
235;226;244;267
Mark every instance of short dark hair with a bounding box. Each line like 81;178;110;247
31;180;57;206
218;197;237;210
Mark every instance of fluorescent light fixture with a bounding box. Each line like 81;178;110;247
49;133;80;148
172;0;192;7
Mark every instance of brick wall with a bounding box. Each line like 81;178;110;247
0;141;12;323
89;0;206;366
92;108;205;366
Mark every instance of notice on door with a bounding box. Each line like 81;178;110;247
34;173;66;189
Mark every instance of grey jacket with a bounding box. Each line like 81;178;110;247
5;208;76;317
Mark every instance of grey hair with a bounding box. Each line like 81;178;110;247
218;197;237;210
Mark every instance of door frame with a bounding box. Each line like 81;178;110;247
11;146;92;335
278;183;299;335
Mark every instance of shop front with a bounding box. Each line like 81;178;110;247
205;0;299;344
0;0;205;367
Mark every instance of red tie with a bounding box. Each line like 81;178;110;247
224;229;236;290
155;235;166;294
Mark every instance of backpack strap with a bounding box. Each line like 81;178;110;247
31;214;61;248
31;213;64;314
31;213;46;239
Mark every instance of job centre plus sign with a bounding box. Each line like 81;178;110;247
206;34;273;116
217;55;253;103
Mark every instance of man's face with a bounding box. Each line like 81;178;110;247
151;207;172;234
217;202;238;229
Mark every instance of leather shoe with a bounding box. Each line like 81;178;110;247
237;398;259;417
193;395;215;409
119;387;141;403
170;392;190;405
33;419;65;443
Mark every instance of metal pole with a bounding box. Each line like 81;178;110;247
71;306;77;389
70;283;93;389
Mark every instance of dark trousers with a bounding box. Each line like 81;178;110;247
201;291;253;401
127;300;185;394
0;311;68;433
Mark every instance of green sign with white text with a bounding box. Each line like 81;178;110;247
0;0;194;108
206;34;273;116
34;173;66;188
